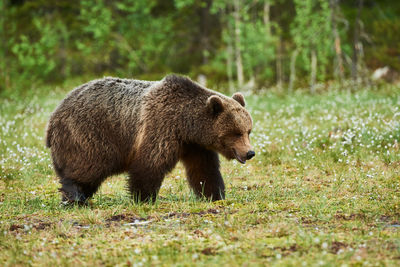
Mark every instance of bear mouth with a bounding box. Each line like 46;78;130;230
233;149;246;164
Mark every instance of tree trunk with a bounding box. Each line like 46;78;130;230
263;1;271;36
224;7;234;92
233;0;244;87
289;49;299;92
227;41;234;92
330;0;344;81
351;0;364;82
310;49;317;94
259;0;271;90
200;0;212;65
276;37;283;90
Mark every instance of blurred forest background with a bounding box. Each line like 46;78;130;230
1;0;399;93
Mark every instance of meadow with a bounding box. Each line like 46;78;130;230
0;80;399;266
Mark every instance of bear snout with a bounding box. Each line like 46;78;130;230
246;150;255;160
233;148;249;164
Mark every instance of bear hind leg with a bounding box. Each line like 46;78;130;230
128;169;164;203
127;136;180;203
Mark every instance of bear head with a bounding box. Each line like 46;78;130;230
206;92;255;164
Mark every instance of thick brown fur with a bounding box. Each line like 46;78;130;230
46;74;254;203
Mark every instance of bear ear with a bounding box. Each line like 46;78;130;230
232;92;245;107
207;95;224;115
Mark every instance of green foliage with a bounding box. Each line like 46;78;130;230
174;0;196;9
11;18;59;80
210;0;276;86
291;0;333;81
2;0;400;91
241;20;276;81
76;0;114;62
114;0;173;75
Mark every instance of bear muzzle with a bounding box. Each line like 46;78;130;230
233;149;255;164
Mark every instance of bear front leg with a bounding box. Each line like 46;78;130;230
59;177;87;204
59;177;102;205
181;144;225;201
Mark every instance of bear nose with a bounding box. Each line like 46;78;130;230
246;150;255;160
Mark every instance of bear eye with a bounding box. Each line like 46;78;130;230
234;132;242;137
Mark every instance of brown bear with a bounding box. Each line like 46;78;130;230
46;74;255;204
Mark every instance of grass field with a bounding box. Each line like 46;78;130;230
0;80;399;266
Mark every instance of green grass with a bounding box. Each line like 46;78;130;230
1;81;399;266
